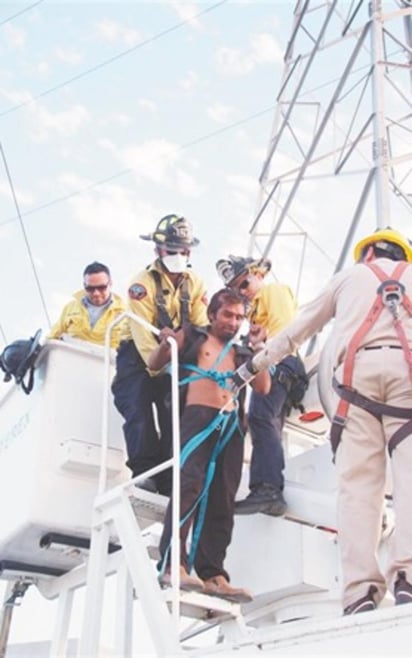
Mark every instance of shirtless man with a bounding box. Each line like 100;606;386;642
147;288;270;602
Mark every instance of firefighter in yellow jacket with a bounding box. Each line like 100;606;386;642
112;214;208;495
48;261;125;349
216;255;299;516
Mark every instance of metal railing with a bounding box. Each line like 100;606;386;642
99;310;182;627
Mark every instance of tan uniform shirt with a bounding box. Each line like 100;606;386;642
253;258;412;372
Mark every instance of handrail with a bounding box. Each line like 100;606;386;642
99;311;181;627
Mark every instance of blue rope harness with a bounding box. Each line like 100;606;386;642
160;340;242;575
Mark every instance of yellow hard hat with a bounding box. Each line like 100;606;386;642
353;227;412;263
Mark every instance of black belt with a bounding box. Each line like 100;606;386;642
363;345;402;350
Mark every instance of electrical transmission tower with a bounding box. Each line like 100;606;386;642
248;0;412;301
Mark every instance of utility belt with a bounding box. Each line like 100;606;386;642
331;375;412;457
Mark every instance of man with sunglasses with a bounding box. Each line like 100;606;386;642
49;261;125;348
216;255;298;516
112;214;208;495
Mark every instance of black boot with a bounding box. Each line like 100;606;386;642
343;585;377;615
394;571;412;605
235;483;287;516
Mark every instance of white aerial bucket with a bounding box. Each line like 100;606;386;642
0;339;128;579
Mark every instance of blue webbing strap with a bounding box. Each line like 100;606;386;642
179;364;234;390
188;410;240;570
158;408;240;576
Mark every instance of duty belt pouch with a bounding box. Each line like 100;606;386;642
275;353;309;412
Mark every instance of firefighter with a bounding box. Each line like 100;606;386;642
112;214;208;495
231;227;412;614
49;261;125;348
216;255;301;516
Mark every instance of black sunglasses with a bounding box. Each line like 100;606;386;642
84;284;109;293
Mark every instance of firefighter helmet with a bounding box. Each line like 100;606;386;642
0;329;43;394
216;255;271;287
354;228;412;263
140;215;200;249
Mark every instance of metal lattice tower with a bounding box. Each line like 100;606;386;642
248;0;412;301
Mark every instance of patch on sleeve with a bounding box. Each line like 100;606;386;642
128;283;147;301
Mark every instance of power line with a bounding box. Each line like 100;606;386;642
0;0;228;118
0;103;277;226
0;143;52;329
0;0;44;28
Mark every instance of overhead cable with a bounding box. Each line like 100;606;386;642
0;103;276;226
0;0;228;118
0;143;52;329
0;0;44;28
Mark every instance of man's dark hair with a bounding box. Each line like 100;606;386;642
207;288;247;319
83;261;111;277
361;242;406;262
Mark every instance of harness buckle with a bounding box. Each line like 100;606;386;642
378;279;405;318
332;415;346;427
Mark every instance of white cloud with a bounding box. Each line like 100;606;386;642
175;170;204;198
29;104;91;141
55;47;83;66
216;32;283;76
138;98;157;113
5;25;26;49
250;33;283;64
167;1;201;29
207;102;237;124
179;70;199;91
98;137;203;198
95;19;141;46
0;182;35;207
100;138;180;184
36;61;50;76
226;173;259;209
216;46;254;76
0;86;32;106
57;176;158;241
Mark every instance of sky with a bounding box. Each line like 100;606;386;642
0;0;294;347
0;0;411;653
0;0;411;348
0;1;296;650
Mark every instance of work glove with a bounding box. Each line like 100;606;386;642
230;359;258;395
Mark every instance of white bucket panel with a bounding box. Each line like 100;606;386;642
227;515;340;602
0;339;128;576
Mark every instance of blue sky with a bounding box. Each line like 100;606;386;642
0;0;293;344
1;1;411;349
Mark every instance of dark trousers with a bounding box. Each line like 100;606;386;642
112;341;172;494
159;405;244;581
247;366;290;492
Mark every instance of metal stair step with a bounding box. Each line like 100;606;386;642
163;588;242;621
129;489;168;527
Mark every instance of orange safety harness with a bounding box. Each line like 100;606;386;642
330;261;412;458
